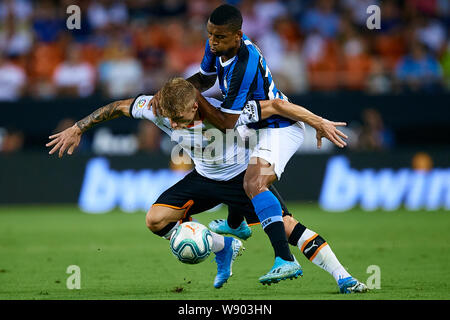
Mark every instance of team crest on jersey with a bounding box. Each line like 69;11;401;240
137;98;147;108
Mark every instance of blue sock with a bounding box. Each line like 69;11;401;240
252;191;293;261
251;190;283;229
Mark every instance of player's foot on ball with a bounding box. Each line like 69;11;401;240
213;237;244;288
208;219;252;240
259;256;303;285
338;276;368;294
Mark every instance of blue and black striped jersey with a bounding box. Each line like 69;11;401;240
200;34;295;129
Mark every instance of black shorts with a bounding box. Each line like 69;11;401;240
153;169;291;225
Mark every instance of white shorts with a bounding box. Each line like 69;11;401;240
245;121;305;179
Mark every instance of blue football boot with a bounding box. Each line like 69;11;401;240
208;219;252;240
259;256;303;285
338;276;368;293
213;237;244;288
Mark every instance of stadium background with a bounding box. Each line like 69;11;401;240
0;0;449;300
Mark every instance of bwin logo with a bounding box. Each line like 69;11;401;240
78;158;187;213
319;156;450;211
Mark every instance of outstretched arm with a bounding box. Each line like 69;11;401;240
259;99;348;149
46;98;134;158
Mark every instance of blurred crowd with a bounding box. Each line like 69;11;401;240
0;0;449;102
1;0;449;155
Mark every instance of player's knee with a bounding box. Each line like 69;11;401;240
243;174;266;198
145;209;164;232
244;161;276;198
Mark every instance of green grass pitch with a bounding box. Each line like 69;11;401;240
0;204;449;300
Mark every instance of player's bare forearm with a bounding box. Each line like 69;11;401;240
196;91;239;131
186;72;217;92
259;99;348;148
259;99;323;128
76;98;134;133
46;98;134;158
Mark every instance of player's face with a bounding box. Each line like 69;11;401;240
206;21;242;57
168;102;198;130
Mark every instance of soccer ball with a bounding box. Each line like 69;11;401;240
170;221;213;264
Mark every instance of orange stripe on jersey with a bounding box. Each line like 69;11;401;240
152;200;194;219
152;203;183;210
300;234;318;252
309;242;328;261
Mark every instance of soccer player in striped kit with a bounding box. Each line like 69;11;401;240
150;4;362;291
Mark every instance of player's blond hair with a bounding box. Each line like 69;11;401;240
159;78;197;119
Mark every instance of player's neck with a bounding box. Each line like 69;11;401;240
220;45;240;62
221;54;234;62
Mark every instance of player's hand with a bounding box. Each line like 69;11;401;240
46;125;82;158
315;118;348;149
149;90;162;117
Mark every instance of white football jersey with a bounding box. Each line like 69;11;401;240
130;95;250;181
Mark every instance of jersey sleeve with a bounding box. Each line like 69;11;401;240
221;47;258;113
199;40;217;76
129;94;156;121
204;96;222;109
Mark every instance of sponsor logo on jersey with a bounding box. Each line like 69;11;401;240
137;98;147;108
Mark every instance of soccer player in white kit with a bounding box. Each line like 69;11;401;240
47;78;367;293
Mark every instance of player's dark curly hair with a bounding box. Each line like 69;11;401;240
209;4;242;32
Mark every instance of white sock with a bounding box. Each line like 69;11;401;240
311;245;351;283
211;231;225;253
297;228;351;284
163;221;181;240
331;265;351;283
